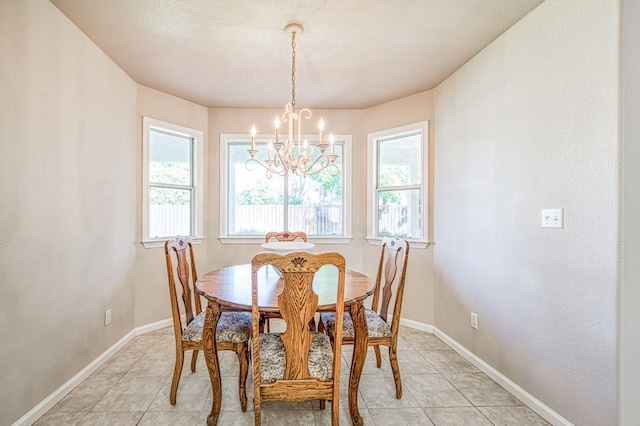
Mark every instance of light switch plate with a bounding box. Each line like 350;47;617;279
541;208;563;228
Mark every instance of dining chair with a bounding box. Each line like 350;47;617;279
251;251;345;426
164;237;252;410
263;230;312;332
319;237;410;398
264;230;308;242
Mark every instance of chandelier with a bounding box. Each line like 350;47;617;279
246;21;339;178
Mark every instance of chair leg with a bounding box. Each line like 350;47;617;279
191;349;199;372
254;394;262;426
236;343;249;412
170;349;185;405
308;316;317;331
388;343;402;399
374;345;382;368
266;318;270;333
331;397;339;426
319;400;326;410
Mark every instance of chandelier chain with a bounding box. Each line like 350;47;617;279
245;21;339;178
291;31;296;112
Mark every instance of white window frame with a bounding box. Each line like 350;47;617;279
219;133;352;244
366;121;429;248
142;117;204;248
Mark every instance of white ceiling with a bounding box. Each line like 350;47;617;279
49;0;545;109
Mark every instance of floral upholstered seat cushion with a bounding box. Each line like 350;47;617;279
182;311;251;344
320;308;392;339
257;333;334;383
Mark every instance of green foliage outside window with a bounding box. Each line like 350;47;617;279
237;179;283;205
237;166;342;206
150;163;191;205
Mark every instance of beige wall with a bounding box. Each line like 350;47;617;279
133;96;436;327
619;0;640;422
433;0;619;424
363;91;436;325
5;0;633;424
134;85;209;327
0;1;137;423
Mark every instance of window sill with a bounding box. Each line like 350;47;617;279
365;237;432;249
141;236;204;249
219;236;353;244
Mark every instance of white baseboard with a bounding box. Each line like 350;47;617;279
134;317;174;336
400;318;573;426
13;318;174;426
17;316;572;426
399;317;435;333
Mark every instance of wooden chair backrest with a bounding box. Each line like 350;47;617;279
370;238;410;336
164;237;202;336
251;251;345;381
265;231;308;242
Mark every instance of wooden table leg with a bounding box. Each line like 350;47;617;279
203;303;222;426
349;302;368;426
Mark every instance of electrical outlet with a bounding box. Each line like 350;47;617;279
105;309;112;326
470;312;478;330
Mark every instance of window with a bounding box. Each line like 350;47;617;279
367;122;428;246
142;117;203;247
220;133;352;242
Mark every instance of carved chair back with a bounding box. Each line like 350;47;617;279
370;237;410;338
265;231;308;242
165;237;202;337
251;251;345;421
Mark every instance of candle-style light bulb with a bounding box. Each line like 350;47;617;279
329;133;335;155
274;117;280;144
319;118;325;145
250;125;256;150
267;141;273;161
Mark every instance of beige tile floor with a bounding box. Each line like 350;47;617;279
34;323;550;425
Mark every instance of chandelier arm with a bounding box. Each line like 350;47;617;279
271;149;292;175
298;152;336;176
297;108;312;119
304;154;328;171
304;162;340;177
295;107;312;155
245;158;288;177
273;149;290;171
315;162;340;177
281;103;293;124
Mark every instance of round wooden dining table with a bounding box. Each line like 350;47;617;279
196;263;374;426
